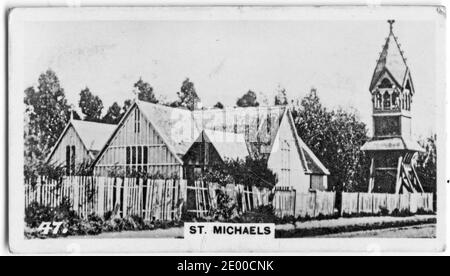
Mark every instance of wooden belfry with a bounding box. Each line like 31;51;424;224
361;20;425;194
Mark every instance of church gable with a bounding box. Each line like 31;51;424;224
47;122;92;171
93;103;183;178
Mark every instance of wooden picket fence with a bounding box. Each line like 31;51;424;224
341;192;434;216
25;176;186;221
272;187;336;218
186;181;271;217
25;176;435;221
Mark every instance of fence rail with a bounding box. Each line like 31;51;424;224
186;181;272;217
25;176;434;221
25;176;186;221
341;192;434;216
273;189;336;218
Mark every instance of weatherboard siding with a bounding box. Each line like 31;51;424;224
94;105;182;178
268;114;311;193
48;125;92;167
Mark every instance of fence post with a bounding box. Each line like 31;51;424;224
312;191;317;218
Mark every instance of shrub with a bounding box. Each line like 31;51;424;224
25;201;183;239
391;208;413;217
380;206;390;216
25;197;77;228
209;189;237;221
238;205;278;223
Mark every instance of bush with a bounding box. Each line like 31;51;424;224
25;197;76;228
24;201;183;239
237;205;278;223
208;189;237;221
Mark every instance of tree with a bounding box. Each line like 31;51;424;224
274;86;288;106
24;69;70;163
102;102;122;124
416;134;437;194
291;88;370;192
202;157;277;189
123;99;132;114
236;90;259;107
214;102;224;109
79;87;103;122
134;77;158;103
171;78;201;111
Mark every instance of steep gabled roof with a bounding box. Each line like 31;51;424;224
92;100;329;176
71;120;117;153
192;106;287;156
137;101;200;155
286;111;330;175
47;120;117;162
201;129;250;161
370;27;410;91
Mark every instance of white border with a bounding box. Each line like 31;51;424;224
8;5;446;254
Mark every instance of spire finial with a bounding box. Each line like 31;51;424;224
69;104;75;121
388;19;395;33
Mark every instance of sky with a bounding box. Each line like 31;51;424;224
22;19;438;139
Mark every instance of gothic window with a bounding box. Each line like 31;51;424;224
131;146;136;173
376;92;382;109
405;80;412;91
126;147;131;175
383;91;391;109
267;114;272;135
392;91;399;107
66;146;70;175
71;146;75;174
126;146;152;176
134;109;140;133
402;93;406;109
379;78;393;89
406;93;410;111
66;145;76;175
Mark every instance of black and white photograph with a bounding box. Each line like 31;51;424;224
7;5;446;254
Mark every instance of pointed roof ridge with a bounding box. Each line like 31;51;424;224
71;119;117;152
369;21;410;91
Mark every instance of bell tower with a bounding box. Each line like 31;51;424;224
361;20;425;194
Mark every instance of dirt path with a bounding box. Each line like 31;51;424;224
321;224;436;238
75;227;184;239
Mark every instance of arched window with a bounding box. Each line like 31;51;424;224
379;78;393;89
401;93;406;109
375;92;382;109
383;91;391;109
392;91;399;108
405;80;412;91
406;94;411;111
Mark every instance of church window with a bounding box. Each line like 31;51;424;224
379;78;393;88
405;80;412;91
401;93;405;109
383;91;391;109
392;91;399;107
406;94;410;111
66;145;76;175
376;92;382;109
267;114;272;134
134;108;140;133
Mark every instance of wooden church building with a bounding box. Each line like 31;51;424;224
361;20;425;194
46;119;117;174
91;100;330;192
